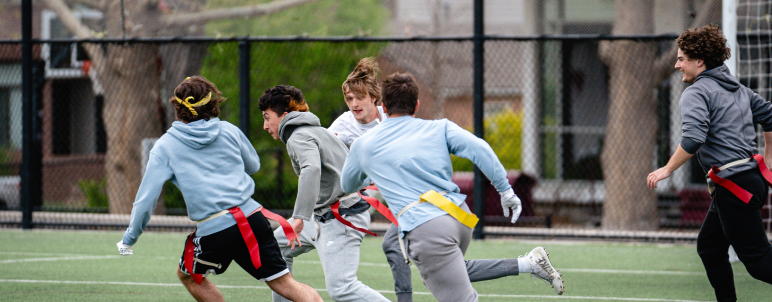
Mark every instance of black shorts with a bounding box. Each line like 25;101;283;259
179;211;288;281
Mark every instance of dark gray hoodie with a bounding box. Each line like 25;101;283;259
680;64;772;178
279;111;361;220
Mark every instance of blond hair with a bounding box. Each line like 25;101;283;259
342;57;381;105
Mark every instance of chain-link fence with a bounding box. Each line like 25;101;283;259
4;34;768;235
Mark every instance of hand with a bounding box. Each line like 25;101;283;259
117;241;134;256
499;188;522;224
647;167;672;189
288;219;303;250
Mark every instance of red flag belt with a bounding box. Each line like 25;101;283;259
330;185;398;237
184;206;297;284
358;186;399;226
707;154;772;204
331;201;377;236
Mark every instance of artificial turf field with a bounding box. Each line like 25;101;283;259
0;229;768;301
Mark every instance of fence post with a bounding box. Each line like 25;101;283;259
21;0;42;229
239;40;251;138
472;0;485;239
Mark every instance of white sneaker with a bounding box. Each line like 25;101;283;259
525;246;564;295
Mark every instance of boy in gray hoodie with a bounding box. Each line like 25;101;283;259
118;76;322;302
259;85;390;302
647;25;772;301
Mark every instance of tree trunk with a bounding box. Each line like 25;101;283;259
43;0;319;213
159;0;208;128
600;0;658;230
102;44;164;214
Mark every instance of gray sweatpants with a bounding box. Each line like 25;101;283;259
273;211;390;302
401;211;519;302
383;224;518;302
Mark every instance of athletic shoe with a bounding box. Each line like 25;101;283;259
525;246;564;295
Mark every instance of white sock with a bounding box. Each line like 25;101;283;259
518;257;533;274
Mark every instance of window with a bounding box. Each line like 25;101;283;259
41;8;103;79
51;78;105;155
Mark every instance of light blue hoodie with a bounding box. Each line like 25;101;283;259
122;118;261;246
341;116;511;235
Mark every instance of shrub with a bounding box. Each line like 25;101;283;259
78;178;108;208
452;109;523;172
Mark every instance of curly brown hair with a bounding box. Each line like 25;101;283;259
170;76;227;123
676;24;731;70
257;85;309;114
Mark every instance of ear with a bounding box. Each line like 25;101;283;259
414;99;420;115
278;111;289;122
696;58;705;68
382;105;388;114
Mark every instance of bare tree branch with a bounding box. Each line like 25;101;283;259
651;0;720;84
164;0;317;27
42;0;105;70
65;0;101;8
43;0;95;38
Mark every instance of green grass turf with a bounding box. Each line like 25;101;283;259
0;229;768;301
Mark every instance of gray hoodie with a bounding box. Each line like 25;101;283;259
680;64;772;178
279;111;360;220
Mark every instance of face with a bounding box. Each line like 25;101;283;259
675;49;705;83
344;88;378;124
262;108;288;140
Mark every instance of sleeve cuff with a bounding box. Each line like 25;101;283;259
680;137;702;154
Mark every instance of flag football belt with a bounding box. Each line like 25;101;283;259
706;154;772;204
396;190;480;264
328;186;400;237
184;206;296;285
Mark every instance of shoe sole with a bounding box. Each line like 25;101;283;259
534;247;564;295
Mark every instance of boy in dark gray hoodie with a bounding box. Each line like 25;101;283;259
259;85;390;302
647;25;772;301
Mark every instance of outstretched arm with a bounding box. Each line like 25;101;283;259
121;152;173;248
445;121;510;192
647;144;693;189
445;121;521;222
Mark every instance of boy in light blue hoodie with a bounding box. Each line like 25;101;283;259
117;76;322;302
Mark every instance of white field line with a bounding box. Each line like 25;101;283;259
0;255;119;263
0;251;96;256
558;268;704;276
294;260;736;277
0;279;712;302
0;253;742;278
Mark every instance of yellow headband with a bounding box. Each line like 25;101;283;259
175;92;212;116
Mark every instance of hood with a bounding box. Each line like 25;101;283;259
695;64;740;92
278;111;321;144
168;117;221;149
